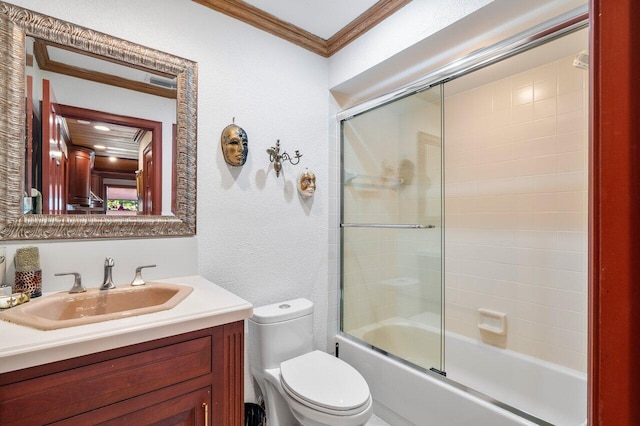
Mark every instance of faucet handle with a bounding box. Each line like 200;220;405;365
104;257;115;267
131;264;156;286
55;272;86;294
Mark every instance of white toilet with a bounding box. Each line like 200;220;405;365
248;298;373;426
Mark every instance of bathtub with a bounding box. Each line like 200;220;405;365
338;317;587;425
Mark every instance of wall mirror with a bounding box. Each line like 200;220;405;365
0;2;197;239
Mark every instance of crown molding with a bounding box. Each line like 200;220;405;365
326;0;411;56
192;0;412;57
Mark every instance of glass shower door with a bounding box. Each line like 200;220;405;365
340;85;444;372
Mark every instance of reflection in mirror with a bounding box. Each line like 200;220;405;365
24;36;176;216
0;2;197;240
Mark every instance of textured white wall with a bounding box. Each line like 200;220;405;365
6;0;330;385
2;238;198;289
329;0;494;89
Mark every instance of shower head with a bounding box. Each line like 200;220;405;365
573;50;589;70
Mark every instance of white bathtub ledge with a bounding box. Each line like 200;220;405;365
338;334;537;426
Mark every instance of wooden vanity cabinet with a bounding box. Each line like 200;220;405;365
0;322;244;426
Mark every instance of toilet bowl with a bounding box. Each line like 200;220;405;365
249;298;373;426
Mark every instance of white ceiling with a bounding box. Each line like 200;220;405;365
242;0;379;39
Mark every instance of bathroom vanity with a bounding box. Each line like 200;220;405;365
0;276;252;425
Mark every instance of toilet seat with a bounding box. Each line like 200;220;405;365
280;350;371;416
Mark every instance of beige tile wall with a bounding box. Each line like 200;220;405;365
444;55;588;372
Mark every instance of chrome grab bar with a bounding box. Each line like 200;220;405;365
340;223;435;229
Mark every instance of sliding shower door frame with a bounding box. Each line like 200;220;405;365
336;5;589;426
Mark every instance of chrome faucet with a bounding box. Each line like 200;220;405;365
100;257;116;290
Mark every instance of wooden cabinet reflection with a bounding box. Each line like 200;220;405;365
67;146;94;208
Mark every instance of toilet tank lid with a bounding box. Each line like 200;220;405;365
250;298;313;324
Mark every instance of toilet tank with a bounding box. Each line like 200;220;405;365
248;298;314;371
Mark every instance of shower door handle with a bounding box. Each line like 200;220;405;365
340;223;436;229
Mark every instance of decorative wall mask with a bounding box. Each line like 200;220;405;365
297;168;316;197
221;121;248;166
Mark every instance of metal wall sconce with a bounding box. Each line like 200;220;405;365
266;140;302;177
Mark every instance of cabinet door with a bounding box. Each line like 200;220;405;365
67;146;94;206
0;335;212;425
54;386;212;426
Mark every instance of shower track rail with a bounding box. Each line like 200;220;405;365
341;223;435;229
336;5;589;122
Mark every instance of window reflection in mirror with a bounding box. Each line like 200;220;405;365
24;36;177;216
106;187;139;216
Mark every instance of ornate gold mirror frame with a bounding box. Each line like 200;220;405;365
0;2;197;240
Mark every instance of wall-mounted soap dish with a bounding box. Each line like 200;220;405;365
477;308;507;348
478;308;507;336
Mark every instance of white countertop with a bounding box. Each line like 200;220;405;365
0;275;253;374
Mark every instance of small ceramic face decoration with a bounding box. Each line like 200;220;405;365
297;169;316;197
221;124;248;166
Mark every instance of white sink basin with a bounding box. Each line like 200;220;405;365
0;283;193;330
